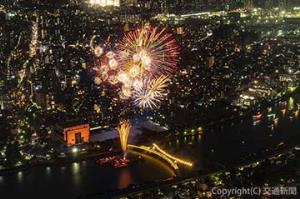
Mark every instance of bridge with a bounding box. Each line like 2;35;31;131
128;143;193;171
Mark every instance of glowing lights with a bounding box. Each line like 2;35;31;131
288;86;297;93
107;75;118;85
128;144;193;170
281;109;286;116
117;71;130;84
254;113;262;120
92;24;179;110
89;0;120;7
152;143;193;167
128;144;179;170
117;120;132;159
109;59;118;69
134;75;170;109
72;147;79;154
94;77;102;85
121;86;132;99
106;51;115;59
133;53;141;63
267;113;276;120
128;65;141;78
288;97;295;110
117;25;179;77
142;56;151;67
29;22;38;57
294;110;299;118
132;79;143;90
273;117;279;126
94;46;104;57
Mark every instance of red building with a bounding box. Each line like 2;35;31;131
63;124;90;146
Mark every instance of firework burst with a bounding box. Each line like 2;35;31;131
94;46;104;57
92;24;179;110
134;75;170;109
117;25;179;78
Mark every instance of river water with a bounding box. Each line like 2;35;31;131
0;95;300;199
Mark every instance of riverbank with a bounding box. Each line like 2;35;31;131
0;148;122;175
90;144;300;199
1;92;299;199
1;87;299;175
157;86;300;143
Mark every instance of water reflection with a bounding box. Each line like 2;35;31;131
60;166;66;173
17;171;23;183
118;169;132;189
46;166;51;176
72;162;81;185
72;162;80;174
2;94;300;199
128;150;175;177
176;139;179;146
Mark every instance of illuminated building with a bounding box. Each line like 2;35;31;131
29;20;38;58
176;26;184;35
57;122;90;146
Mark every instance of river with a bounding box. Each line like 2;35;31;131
0;95;300;199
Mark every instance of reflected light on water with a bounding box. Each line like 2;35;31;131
128;151;175;177
60;166;66;172
46;166;51;175
72;162;80;174
117;169;132;189
17;171;23;183
71;162;81;185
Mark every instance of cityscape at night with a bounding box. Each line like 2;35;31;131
0;0;300;198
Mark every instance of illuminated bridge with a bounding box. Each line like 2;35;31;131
128;143;193;171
